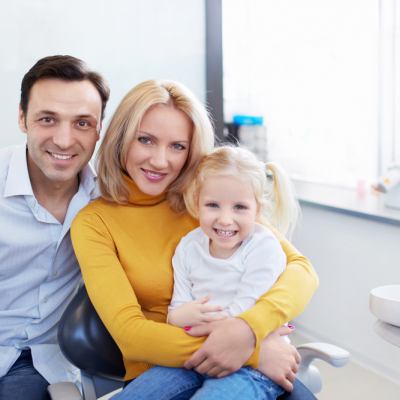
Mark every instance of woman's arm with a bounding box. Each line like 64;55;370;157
71;210;204;367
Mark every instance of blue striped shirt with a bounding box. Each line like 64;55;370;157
0;144;97;384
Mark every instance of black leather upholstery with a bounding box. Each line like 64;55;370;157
58;285;125;380
57;286;315;399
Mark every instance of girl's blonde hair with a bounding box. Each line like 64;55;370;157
97;79;215;212
184;146;300;237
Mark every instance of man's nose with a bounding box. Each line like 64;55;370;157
52;123;75;149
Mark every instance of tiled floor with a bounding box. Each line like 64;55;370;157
291;332;400;399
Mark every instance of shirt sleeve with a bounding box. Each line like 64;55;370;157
226;231;286;316
168;240;195;311
237;224;319;346
71;211;205;367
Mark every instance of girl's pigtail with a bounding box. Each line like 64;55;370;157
264;162;300;238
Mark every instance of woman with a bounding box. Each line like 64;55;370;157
71;80;319;399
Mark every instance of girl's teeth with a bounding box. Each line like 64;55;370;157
216;229;235;237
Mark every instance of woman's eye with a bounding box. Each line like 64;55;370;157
172;143;186;151
138;136;152;145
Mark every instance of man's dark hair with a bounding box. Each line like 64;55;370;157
20;55;110;120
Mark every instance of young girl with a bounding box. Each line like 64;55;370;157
115;145;301;400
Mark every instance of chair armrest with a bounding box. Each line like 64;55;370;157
47;382;82;400
296;342;349;394
297;342;350;368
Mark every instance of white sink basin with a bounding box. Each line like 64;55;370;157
369;285;400;327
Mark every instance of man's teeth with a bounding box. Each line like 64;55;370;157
50;153;73;160
215;229;235;237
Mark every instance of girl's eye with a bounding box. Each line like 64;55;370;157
172;143;186;151
138;136;152;145
234;204;248;210
205;202;219;208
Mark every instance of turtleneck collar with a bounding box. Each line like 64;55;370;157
123;174;167;206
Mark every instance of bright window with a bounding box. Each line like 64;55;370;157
222;0;400;187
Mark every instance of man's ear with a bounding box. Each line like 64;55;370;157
96;122;102;141
18;107;28;133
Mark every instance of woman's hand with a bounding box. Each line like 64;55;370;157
257;326;301;392
183;318;255;378
168;297;227;327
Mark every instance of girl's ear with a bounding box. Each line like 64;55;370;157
255;202;262;221
193;193;200;219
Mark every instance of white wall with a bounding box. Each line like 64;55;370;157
0;0;205;148
292;204;400;384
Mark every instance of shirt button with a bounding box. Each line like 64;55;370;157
43;296;49;303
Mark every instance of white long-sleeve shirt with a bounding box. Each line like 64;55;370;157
0;144;97;384
169;224;286;317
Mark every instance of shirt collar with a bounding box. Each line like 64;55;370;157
4;144;97;198
4;144;33;197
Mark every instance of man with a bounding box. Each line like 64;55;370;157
0;55;110;399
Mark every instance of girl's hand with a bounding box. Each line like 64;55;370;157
168;297;227;327
257;326;301;392
183;318;255;377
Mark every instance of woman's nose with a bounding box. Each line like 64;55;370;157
150;147;168;169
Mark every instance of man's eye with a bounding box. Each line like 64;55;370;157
39;117;54;124
138;136;152;145
76;120;91;129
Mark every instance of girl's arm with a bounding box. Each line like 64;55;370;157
168;240;226;327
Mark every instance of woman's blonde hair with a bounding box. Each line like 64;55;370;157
184;146;300;237
97;80;215;211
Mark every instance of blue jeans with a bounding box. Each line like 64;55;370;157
0;350;50;400
112;365;285;400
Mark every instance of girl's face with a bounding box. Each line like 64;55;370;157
125;104;192;196
198;174;258;259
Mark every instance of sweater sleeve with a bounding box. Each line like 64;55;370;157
71;211;205;367
237;227;319;346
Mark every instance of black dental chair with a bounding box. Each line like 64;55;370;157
48;286;349;400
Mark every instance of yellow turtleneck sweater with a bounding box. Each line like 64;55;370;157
71;177;318;380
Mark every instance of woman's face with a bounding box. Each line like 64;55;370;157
125;104;192;196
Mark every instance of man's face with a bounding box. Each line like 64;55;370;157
19;78;102;189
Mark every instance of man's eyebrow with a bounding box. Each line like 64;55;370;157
33;110;57;117
33;111;98;121
76;114;99;121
